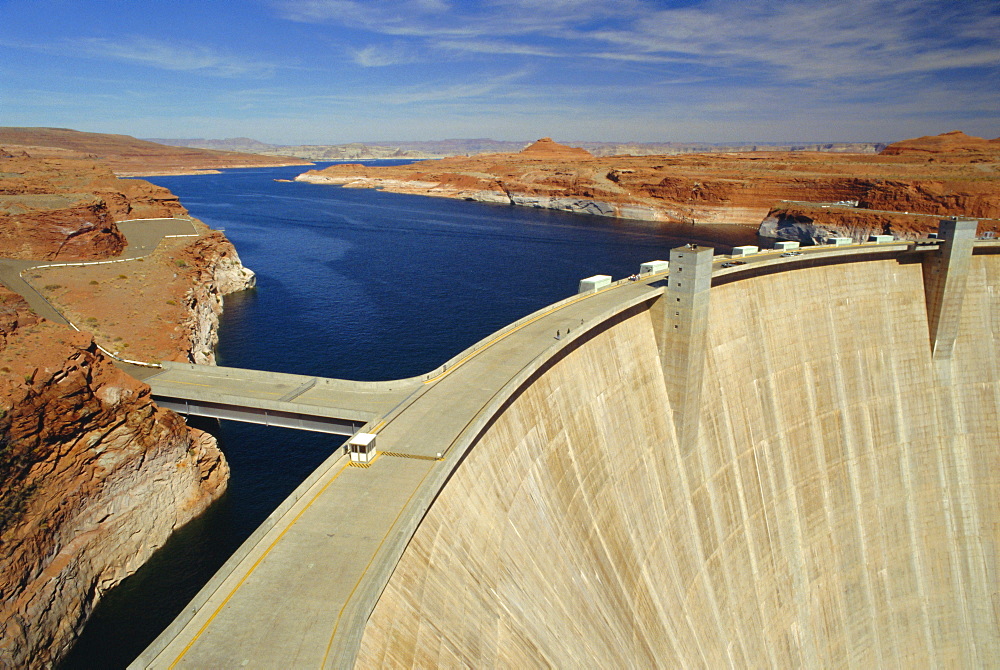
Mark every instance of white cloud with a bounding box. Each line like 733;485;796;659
278;0;1000;86
5;36;278;78
436;39;560;57
351;44;415;67
74;37;278;77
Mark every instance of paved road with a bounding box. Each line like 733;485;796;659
135;238;983;668
144;362;423;433
135;270;670;668
0;217;199;338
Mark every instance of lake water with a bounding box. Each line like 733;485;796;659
62;163;759;668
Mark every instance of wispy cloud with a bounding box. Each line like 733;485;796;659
276;0;1000;85
436;39;559;58
75;37;278;77
4;36;278;78
350;44;416;67
379;69;532;105
599;0;1000;83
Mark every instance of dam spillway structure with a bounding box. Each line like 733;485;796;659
137;219;999;668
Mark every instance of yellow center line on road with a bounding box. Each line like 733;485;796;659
168;460;352;669
320;459;437;667
421;271;667;386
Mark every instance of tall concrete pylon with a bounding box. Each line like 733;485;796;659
662;244;715;449
923;217;978;365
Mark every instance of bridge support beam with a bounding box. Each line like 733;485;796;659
923;217;978;366
662;244;715;450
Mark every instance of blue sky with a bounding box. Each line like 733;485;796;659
1;0;998;144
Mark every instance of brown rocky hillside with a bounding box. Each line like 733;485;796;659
0;127;310;176
297;133;1000;241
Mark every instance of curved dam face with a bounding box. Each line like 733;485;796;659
357;254;999;666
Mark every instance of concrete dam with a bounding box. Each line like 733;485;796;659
138;220;998;668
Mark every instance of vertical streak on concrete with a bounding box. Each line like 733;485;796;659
924;218;977;367
662;245;715;450
922;217;982;665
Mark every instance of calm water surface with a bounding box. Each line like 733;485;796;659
63;163;759;668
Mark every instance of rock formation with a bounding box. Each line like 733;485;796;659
0;151;253;665
0;288;228;667
880;130;1000;156
150;137;887;160
175;232;257;365
518;137;593;158
295;132;1000;240
0;152;186;261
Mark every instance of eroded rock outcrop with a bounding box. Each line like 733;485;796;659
296;133;1000;237
760;203;1000;243
0;288;228;667
0;151;187;261
176;232;256;365
0;152;253;664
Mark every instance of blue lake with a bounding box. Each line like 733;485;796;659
62;162;759;667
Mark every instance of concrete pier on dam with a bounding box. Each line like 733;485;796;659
135;220;999;668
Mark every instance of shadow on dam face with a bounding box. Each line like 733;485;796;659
355;253;999;667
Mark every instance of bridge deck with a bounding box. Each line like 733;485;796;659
137;272;664;668
134;238;999;668
145;363;422;435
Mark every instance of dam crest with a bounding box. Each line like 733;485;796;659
137;220;998;668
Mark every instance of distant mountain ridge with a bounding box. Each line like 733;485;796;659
145;137;888;159
0;127;310;175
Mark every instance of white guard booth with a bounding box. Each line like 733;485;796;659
731;245;759;257
639;260;669;275
869;234;894;243
348;432;377;464
578;274;612;293
827;237;852;246
774;240;800;251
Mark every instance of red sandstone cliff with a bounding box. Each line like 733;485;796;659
176;232;257;364
296;133;1000;239
760;133;1000;242
0;152;253;664
0;289;228;667
0;151;187;261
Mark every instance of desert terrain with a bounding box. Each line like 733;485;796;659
0;141;253;665
0;127;311;176
298;131;1000;241
150;136;886;160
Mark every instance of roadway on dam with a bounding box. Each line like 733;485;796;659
134;237;963;669
136;268;668;669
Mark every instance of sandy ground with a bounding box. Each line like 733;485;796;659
24;237;200;364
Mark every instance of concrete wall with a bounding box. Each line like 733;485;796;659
355;255;999;667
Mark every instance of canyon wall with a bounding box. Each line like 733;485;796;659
0;151;187;261
175;233;256;365
296;133;1000;239
355;254;998;666
0;289;229;667
760;203;1000;244
0;150;254;664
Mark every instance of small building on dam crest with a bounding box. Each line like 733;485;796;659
138;218;999;668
